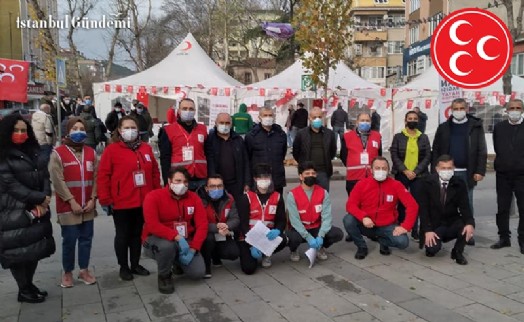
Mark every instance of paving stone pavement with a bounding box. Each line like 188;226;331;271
1;173;524;322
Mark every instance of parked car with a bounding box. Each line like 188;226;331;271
0;108;33;122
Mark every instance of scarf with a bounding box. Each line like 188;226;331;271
124;139;142;151
402;128;421;172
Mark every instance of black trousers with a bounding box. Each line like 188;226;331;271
112;207;144;269
237;234;287;275
287;226;344;252
10;261;38;292
496;173;524;240
225;181;245;202
396;173;421;232
425;220;467;255
201;233;239;272
346;180;358;196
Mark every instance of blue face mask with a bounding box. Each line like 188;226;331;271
311;118;322;129
84;99;92;105
358;122;371;132
69;130;87;143
208;189;224;200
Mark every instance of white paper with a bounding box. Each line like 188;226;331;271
245;221;283;257
305;248;317;268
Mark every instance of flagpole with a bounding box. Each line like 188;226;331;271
56;58;62;144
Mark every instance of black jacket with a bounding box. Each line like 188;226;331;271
418;174;475;249
431;115;487;188
417;111;428;133
292;126;337;177
0;148;55;268
290;108;308;129
196;186;240;234
371;112;381;131
105;110;126;133
331;107;350;129
390;131;431;176
493;120;524;175
245;123;287;189
205;129;250;191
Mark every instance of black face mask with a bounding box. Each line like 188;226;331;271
406;121;418;130
303;176;316;187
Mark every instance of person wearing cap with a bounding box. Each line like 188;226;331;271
105;102;126;135
232;103;253;137
49;117;98;287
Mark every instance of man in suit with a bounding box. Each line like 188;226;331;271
419;154;475;265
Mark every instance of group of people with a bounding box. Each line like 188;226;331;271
0;96;523;303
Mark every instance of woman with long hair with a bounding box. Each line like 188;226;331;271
97;115;161;280
0;114;56;303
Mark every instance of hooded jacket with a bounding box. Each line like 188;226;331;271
232;104;254;134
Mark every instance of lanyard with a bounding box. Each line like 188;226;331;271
175;122;195;146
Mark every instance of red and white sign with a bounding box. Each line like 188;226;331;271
349;98;357;108
425;99;432;109
431;8;513;89
0;59;30;102
380;88;386;96
386;99;392;108
407;100;413;109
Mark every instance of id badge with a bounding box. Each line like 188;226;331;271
215;233;227;242
182;146;194;161
174;222;188;238
133;170;146;187
86;161;94;172
360;152;369;165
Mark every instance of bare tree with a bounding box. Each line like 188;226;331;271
105;0;131;80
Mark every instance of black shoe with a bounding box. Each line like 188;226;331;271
451;248;468;265
379;244;391;256
369;236;379;242
425;250;436;257
131;265;150;276
119;267;134;281
490;239;511;249
172;264;184;276
519;242;524;255
158;273;174;294
212;258;223;267
345;235;353;242
466;237;475;246
18;290;45;303
29;284;48;297
354;247;368;260
411;230;419;241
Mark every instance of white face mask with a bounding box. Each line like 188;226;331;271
508;110;523;122
261;117;274;127
170;182;188;195
115;107;122;112
256;179;271;190
373;170;388;182
217;124;231;134
452;110;466;121
180;110;195;122
121;129;138;142
438;169;454;182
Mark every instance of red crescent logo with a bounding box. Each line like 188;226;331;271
182;41;192;51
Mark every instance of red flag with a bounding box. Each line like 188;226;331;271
224;88;231;96
380;88;386;96
151;86;157;94
210;87;218;96
392;88;398;96
246;86;253;91
492;91;499;98
349;98;357;108
115;85;122;93
104;84;111;92
259;88;265;96
330;96;339;107
407;100;413;109
499;95;506;105
425;99;432;109
286;88;292;96
367;99;375;107
0;59;30;102
139;86;147;93
126;85;133;93
386;99;392;108
137;92;149;107
475;91;481;99
163;87;169;94
479;97;485;104
175;87;181;94
511;91;516;100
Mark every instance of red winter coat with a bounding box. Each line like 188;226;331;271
346;177;418;231
97;141;161;209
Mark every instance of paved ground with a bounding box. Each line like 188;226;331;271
1;171;524;322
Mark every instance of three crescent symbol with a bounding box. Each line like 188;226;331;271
10;64;24;72
449;51;472;76
449;20;472;46
477;36;500;60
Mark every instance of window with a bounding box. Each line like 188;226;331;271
264;73;272;79
409;0;420;13
244;72;252;83
367;44;383;57
429;13;443;36
367;16;383;27
511;53;524;76
386;14;406;27
388;41;404;54
361;66;386;79
409;25;419;44
373;0;388;3
387;66;398;76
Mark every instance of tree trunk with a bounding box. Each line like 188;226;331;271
106;29;120;80
503;0;516;94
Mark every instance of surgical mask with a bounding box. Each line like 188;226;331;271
208;189;224;200
452;110;466;121
170;183;188;196
84;99;92;105
406;121;418;130
256;179;271;190
64;99;70;104
303;176;316;187
121;129;138;142
137;108;143;114
12;132;28;144
217;124;230;134
180;110;195;122
358;122;371;132
373;170;388;182
311;118;322;129
508;110;523;122
261;117;274;127
69;130;87;143
115;107;122;112
438;169;454;182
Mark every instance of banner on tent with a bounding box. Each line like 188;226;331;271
209;96;231;127
438;77;462;123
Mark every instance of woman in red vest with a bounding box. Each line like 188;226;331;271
49;117;97;288
97;116;161;281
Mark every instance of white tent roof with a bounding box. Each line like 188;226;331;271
248;59;381;90
95;33;241;88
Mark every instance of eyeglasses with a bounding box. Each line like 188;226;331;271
207;184;224;189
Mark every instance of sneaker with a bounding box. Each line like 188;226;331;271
60;272;74;288
119;267;134;281
261;256;272;268
78;269;97;285
158;273;174;294
131;265;150;276
289;251;300;262
204;271;212;279
317;248;328;260
212;258;223;267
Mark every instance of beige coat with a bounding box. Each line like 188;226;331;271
32;110;55;145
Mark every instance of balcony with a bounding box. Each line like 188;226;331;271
355;57;387;67
354;30;388;42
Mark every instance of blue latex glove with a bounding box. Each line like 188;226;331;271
179;250;195;266
307;236;320;249
250;246;263;259
266;229;281;241
315;236;324;248
177;237;190;255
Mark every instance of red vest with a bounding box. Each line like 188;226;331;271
344;130;381;181
205;193;234;224
54;145;96;215
290;185;325;229
164;122;208;178
246;190;280;228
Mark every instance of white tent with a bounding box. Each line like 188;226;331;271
93;33;241;123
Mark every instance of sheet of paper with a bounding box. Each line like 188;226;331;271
245;221;283;257
305;248;317;268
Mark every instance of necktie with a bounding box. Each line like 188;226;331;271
440;182;448;206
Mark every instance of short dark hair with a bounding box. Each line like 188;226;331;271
297;102;304;107
451;98;467;107
207;174;223;185
179;98;195;107
436;154;454;165
371;156;389;168
169;166;190;180
114;101;122;108
253;163;272;178
298;161;316;175
404;111;418;121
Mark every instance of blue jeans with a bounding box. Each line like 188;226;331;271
332;126;345;149
453;170;474;212
61;220;94;272
289;126;299;147
316;171;330;192
343;215;409;250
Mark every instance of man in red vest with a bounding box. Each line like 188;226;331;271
287;161;344;262
159;98;208;190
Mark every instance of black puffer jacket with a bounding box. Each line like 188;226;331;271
0;148;55;268
245;123;287;189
